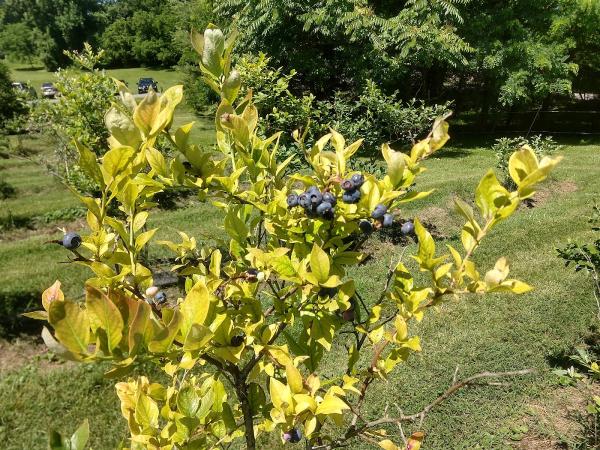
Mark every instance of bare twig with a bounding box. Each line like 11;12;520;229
368;368;536;425
312;368;536;450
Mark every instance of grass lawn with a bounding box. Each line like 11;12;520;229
7;61;183;95
0;125;599;449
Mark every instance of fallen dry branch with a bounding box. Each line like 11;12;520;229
312;368;537;450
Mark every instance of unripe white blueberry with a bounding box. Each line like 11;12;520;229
145;286;159;297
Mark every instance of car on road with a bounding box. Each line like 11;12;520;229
11;82;37;99
137;77;159;94
41;82;59;99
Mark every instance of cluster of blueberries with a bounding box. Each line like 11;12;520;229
286;173;366;220
285;173;415;236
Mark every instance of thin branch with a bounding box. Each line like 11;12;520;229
367;368;536;426
315;368;536;450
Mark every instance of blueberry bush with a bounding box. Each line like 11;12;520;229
26;26;562;450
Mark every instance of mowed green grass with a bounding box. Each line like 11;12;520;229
1;134;599;449
8;62;183;95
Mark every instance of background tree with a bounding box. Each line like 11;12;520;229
0;0;101;70
0;22;43;66
0;61;27;130
550;0;600;92
98;0;192;67
454;0;578;119
216;0;471;98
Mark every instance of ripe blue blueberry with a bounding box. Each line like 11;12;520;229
298;193;310;209
351;173;364;188
382;213;394;227
62;232;82;250
341;179;355;191
316;201;333;216
401;221;415;235
322;191;336;206
309;191;323;206
371;204;388;220
287;193;299;207
283;428;302;443
306;185;320;195
359;220;373;234
155;291;167;304
342;189;361;204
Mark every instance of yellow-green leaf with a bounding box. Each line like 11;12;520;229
315;393;349;416
85;287;124;352
48;301;90;355
135;392;159;428
310;244;330;284
285;364;304;394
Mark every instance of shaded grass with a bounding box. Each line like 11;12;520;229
0;137;599;449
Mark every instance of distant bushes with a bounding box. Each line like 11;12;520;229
186;53;450;162
493;135;559;189
0;207;86;232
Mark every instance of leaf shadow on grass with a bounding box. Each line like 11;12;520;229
434;147;475;159
0;289;44;339
545;324;600;370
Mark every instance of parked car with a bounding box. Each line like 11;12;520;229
137;77;158;94
11;82;37;99
41;82;59;99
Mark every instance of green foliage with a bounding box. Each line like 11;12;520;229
0;0;100;70
36;207;87;225
0;61;27;132
492;135;559;189
551;0;600;91
99;0;217;68
316;82;451;154
459;0;578;109
0;22;43;65
217;0;471;96
30;44;115;195
28;26;562;450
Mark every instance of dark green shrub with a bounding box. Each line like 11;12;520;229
0;61;28;132
35;207;87;225
0;178;17;199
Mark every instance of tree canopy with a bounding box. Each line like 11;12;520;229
0;0;597;116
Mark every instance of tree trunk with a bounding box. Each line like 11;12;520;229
235;379;256;450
